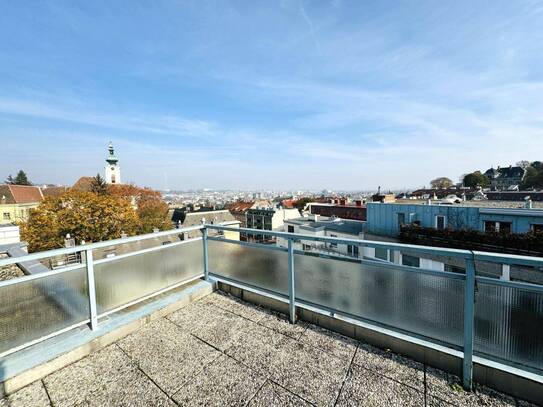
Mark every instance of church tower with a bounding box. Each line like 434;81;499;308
104;142;122;184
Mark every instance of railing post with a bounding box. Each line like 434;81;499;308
85;249;98;331
288;238;296;324
203;227;209;281
463;257;475;390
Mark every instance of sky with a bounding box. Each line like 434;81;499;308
1;0;543;191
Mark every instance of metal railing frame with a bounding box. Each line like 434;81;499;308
2;222;543;390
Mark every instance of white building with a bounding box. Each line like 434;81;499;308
277;215;365;257
245;207;300;242
104;142;122;184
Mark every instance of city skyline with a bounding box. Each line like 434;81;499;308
2;1;543;190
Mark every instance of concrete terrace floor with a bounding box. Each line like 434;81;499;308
0;291;538;407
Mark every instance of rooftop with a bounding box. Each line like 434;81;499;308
0;290;530;407
381;199;543;209
287;216;365;235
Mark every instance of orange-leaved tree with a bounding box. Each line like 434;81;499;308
108;184;171;233
20;190;139;252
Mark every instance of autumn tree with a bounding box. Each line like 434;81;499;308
430;177;454;189
20;190;139;252
108;183;171;233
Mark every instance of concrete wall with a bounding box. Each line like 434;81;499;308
0;225;20;245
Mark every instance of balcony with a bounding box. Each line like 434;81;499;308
1;224;542;405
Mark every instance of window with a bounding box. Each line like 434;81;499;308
3;212;10;220
445;264;465;274
347;245;359;257
402;254;420;268
484;221;512;233
287;225;295;233
375;247;388;261
532;224;543;234
302;244;311;251
329;234;337;248
397;213;406;227
435;215;446;230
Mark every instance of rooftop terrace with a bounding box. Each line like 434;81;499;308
1;223;542;405
0;290;534;407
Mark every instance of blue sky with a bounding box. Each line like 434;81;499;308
1;1;543;190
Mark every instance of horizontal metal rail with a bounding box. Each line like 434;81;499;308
208;224;543;267
0;224;205;268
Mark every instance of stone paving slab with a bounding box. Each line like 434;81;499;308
354;342;425;391
2;291;540;407
43;345;140;407
258;310;309;340
172;354;265;406
337;363;424;407
116;318;220;396
247;380;313;406
267;338;350;406
299;323;358;363
167;300;254;351
200;292;269;322
0;380;50;407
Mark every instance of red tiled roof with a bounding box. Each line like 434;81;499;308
42;186;69;198
72;176;95;192
1;185;44;204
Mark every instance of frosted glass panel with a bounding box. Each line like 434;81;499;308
94;240;203;314
475;282;543;371
294;254;465;346
208;240;289;295
0;268;89;354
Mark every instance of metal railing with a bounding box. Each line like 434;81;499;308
1;223;543;392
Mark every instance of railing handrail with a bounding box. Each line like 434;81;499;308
207;224;543;266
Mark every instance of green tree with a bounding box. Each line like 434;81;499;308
462;171;490;188
20;190;139;252
90;173;108;195
13;170;32;185
430;177;454;189
522;166;543;189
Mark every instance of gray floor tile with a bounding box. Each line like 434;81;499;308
248;380;313;407
337;363;424;407
87;373;175;406
116;318;220;395
168;300;255;351
43;345;139;407
425;367;479;406
200;292;269;322
0;381;50;407
172;354;266;406
268;338;350;406
353;342;424;391
258;310;309;340
224;319;290;377
300;323;357;363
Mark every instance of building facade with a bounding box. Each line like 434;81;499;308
277;215;365;258
0;185;44;224
245;207;300;242
366;202;543;237
484;166;526;190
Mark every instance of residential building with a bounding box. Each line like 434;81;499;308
277;215;365;257
484;165;526;190
245;206;300;242
0;184;43;224
175;209;240;240
365;201;543;237
307;201;366;221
